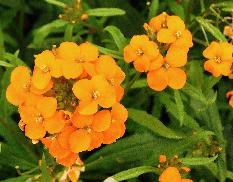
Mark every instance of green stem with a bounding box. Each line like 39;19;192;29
193;37;208;46
125;72;141;93
64;24;74;41
200;25;209;45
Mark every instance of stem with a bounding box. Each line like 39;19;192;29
193;37;208;46
64;24;74;41
200;25;209;45
125;72;141;93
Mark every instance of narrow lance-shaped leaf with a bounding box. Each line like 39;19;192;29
96;45;123;60
196;17;227;41
148;0;159;19
104;166;159;182
180;155;218;166
41;154;52;182
104;26;127;51
86;8;125;17
128;108;182;139
174;90;185;126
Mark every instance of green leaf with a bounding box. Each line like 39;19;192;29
40;154;52;182
104;26;127;51
0;60;14;67
168;0;185;20
148;0;159;19
0;175;32;182
96;45;123;60
86;8;125;17
196;17;227;41
131;79;147;89
211;2;233;9
128;108;182;139
105;166;159;181
44;0;66;8
32;19;67;48
174;90;184;126
180;155;218;165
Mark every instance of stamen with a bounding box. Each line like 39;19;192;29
164;63;170;69
23;81;31;92
136;48;144;56
40;64;49;73
214;56;222;63
36;113;44;123
175;31;182;38
108;78;115;86
92;90;100;100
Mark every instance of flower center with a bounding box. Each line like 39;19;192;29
23;81;31;92
40;64;50;73
163;62;170;69
76;58;85;63
136;48;144;56
92;90;100;100
214;56;222;63
36;113;44;123
175;31;182;38
108;78;115;86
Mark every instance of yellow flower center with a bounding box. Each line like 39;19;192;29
108;78;115;86
175;31;182;38
40;64;50;73
214;56;222;63
163;62;170;69
23;81;31;92
136;48;144;56
76;58;85;63
92;90;100;100
36;113;44;123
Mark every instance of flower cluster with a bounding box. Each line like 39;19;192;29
6;41;127;167
203;41;233;77
158;155;193;182
124;12;193;91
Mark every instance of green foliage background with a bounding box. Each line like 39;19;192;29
0;0;233;181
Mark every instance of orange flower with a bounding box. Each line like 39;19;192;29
159;155;167;163
124;35;159;72
203;41;233;77
95;55;125;101
19;96;63;139
148;12;169;32
159;167;182;182
157;16;193;48
32;50;61;90
6;66;52;106
56;42;99;79
226;91;233;107
72;75;116;115
147;48;187;91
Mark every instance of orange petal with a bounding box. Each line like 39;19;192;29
44;112;65;134
147;68;168;91
149;54;164;71
124;45;137;63
58;125;76;149
167;15;185;32
10;66;31;87
83;62;97;77
149;12;168;32
78;100;98;115
6;84;26;106
79;42;99;62
111;102;128;123
166;47;188;67
219;42;233;61
34;50;55;69
49;139;70;159
56;152;78;167
173;29;193;48
72;79;93;101
61;60;83;79
181;179;193;182
203;41;219;59
40;137;52;148
167;67;186;89
115;85;124;102
157;29;176;43
36;97;57;118
143;41;159;59
25;123;46;140
32;67;51;90
92;110;111;132
88;131;103;151
103;121;125;144
19;105;38;124
159;167;182;182
57;42;80;60
30;80;53;95
130;35;149;49
133;55;151;72
69;129;91;153
72;109;93;128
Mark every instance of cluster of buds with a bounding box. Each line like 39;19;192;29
124;12;193;91
158;155;193;182
6;41;127;167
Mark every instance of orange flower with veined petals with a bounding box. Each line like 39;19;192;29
19;96;64;139
227;91;233;107
32;50;61;90
124;35;159;72
203;41;233;77
72;75;116;115
147;47;187;91
159;167;193;182
56;41;99;79
157;16;193;48
95;55;125;102
6;66;52;106
148;12;169;32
